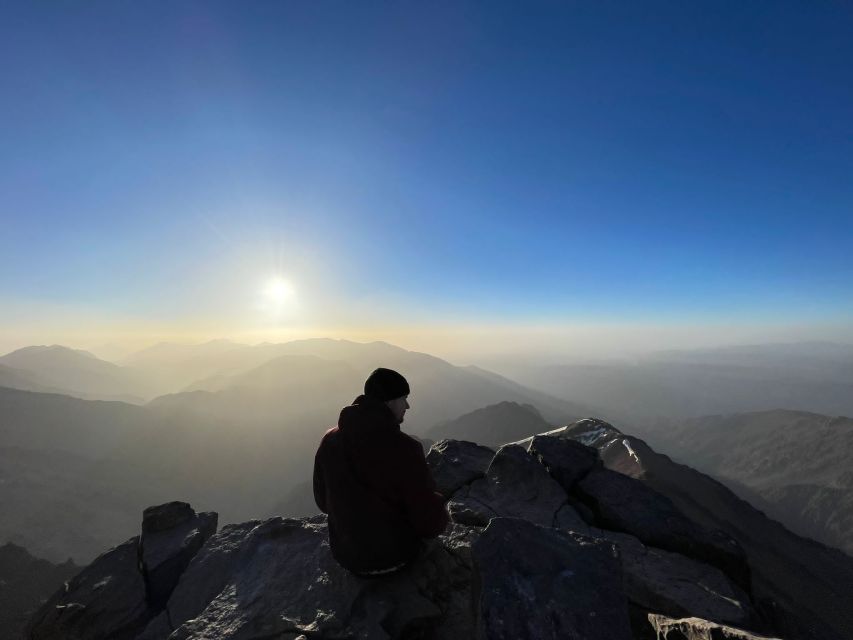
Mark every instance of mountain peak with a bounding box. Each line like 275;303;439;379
2;344;97;359
427;400;553;447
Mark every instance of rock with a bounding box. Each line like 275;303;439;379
426;439;495;497
149;520;262;633
471;517;633;640
403;535;477;640
141;502;194;534
160;515;464;640
139;502;218;610
646;614;781;640
529;433;600;491
0;543;79;640
439;522;482;567
447;492;496;527
553;502;591;532
593;529;755;627
134;612;172;640
562;417;617;447
575;467;750;588
28;537;150;640
570;496;597;523
448;444;568;527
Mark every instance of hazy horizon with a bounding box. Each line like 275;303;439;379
4;326;853;370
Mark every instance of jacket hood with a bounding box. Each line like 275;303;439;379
338;394;399;436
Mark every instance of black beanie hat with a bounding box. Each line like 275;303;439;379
364;367;410;402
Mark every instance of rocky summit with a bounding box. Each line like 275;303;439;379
29;419;825;640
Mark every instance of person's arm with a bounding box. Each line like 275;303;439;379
313;447;328;514
399;441;449;538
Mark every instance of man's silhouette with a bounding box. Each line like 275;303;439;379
313;368;448;576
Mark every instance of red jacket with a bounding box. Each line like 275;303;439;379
313;395;448;573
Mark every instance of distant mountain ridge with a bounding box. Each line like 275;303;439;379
507;341;853;422
426;400;552;446
640;409;853;557
0;363;56;394
145;339;594;433
0;345;154;403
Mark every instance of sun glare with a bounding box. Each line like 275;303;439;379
258;277;298;319
263;277;295;305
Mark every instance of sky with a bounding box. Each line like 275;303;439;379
1;1;852;362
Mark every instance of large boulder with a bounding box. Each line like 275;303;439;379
471;517;633;640
139;520;262;637
448;444;569;527
439;522;482;568
575;467;750;588
28;537;150;640
594;529;755;627
409;525;482;640
529;433;600;491
139;502;217;610
553;502;592;530
547;512;755;627
426;439;495;498
148;515;467;640
645;614;781;640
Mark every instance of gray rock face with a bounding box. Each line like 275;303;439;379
426;439;495;497
471;517;633;640
0;543;80;640
529;432;600;491
141;502;194;534
140;502;217;610
595;529;755;627
27;502;218;640
646;614;781;640
152;515;469;640
28;537;149;640
576;467;749;588
439;522;482;567
148;520;262;633
168;517;364;639
553;502;590;531
448;444;568;527
446;491;495;527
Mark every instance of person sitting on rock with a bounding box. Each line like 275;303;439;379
313;367;449;576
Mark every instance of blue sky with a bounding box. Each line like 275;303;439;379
1;1;852;356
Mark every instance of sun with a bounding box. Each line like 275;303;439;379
262;277;296;307
258;276;297;320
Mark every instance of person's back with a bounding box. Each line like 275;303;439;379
313;368;448;575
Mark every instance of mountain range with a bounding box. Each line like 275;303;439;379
638;409;853;557
506;342;853;423
0;345;156;403
3;337;853;639
0;339;590;563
